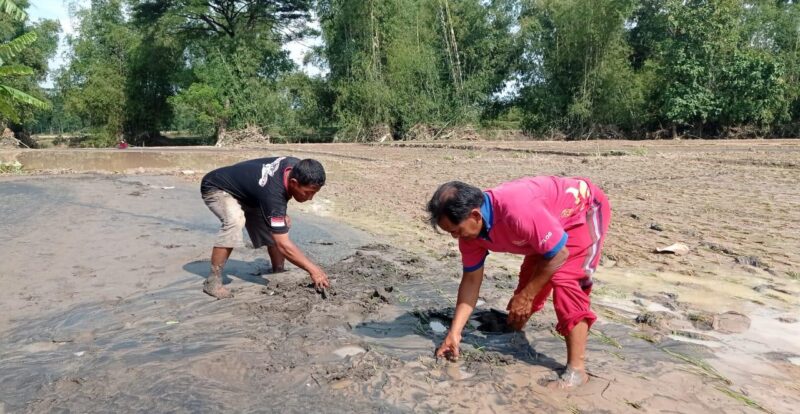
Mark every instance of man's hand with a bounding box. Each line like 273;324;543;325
435;331;462;361
506;293;534;331
309;267;330;289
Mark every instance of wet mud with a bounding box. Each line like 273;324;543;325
2;169;799;413
0;236;750;413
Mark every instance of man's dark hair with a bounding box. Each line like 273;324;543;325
426;181;483;230
290;159;326;186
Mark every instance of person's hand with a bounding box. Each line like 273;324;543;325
435;331;462;361
506;293;534;331
309;267;330;289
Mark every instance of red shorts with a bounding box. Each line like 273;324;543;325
514;186;611;336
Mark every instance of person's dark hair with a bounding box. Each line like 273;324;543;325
290;159;326;186
426;181;483;230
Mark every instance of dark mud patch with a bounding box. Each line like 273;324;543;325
460;349;514;369
411;307;519;335
636;311;675;330
0;244;429;413
327;243;423;283
242;245;429;326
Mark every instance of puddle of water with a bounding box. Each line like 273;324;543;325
789;357;800;366
723;310;800;356
333;346;367;359
429;320;447;334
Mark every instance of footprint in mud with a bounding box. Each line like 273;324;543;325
71;265;96;279
535;370;610;396
189;353;254;388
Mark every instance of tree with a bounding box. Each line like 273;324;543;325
319;0;519;140
634;0;791;137
0;0;51;125
516;0;645;137
58;0;137;146
131;0;312;143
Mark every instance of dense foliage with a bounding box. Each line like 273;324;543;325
19;0;800;144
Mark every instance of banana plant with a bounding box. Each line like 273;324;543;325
0;0;48;122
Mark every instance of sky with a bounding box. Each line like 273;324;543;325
27;0;323;87
29;0;78;87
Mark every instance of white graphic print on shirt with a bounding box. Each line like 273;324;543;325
258;157;286;187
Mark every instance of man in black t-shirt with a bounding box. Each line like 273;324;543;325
200;157;329;299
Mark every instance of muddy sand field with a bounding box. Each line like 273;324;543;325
1;139;799;413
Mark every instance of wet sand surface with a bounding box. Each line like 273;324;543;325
1;141;799;413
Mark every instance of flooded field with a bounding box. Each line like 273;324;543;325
1;140;799;412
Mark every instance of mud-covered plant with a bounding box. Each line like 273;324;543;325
589;330;622;349
662;348;731;385
687;312;715;330
597;306;636;326
715;386;771;413
0;160;22;174
549;328;566;341
629;332;660;343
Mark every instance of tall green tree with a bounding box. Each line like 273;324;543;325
632;0;791;136
58;0;137;145
319;0;519;140
131;0;311;143
0;0;52;127
516;0;644;137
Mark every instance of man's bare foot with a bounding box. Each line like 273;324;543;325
271;266;285;273
544;366;589;390
203;276;233;299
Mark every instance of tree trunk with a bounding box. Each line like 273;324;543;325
370;0;381;76
439;0;462;92
443;0;463;90
215;119;228;147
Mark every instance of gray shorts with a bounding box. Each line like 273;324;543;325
202;189;275;248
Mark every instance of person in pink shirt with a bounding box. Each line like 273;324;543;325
426;176;611;389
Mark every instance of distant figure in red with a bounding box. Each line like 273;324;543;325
117;139;128;149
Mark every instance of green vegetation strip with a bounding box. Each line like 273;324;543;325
715;386;772;413
589;330;622;349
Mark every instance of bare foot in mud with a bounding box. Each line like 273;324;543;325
543;367;589;390
203;277;233;299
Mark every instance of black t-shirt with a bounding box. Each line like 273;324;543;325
201;156;299;234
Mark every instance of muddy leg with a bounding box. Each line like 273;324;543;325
267;245;285;273
204;247;233;299
547;320;590;390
